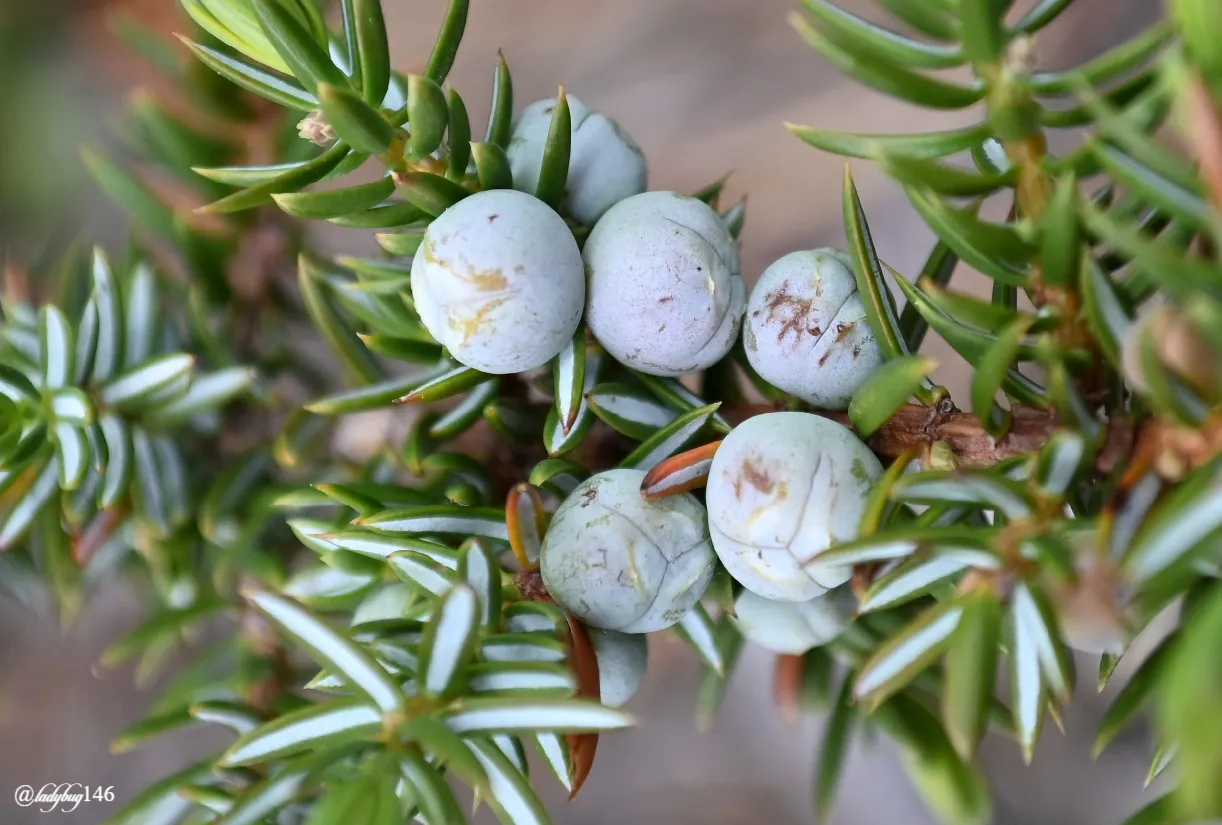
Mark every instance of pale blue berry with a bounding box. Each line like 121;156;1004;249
583;192;745;377
744;249;884;410
410;189;584;374
540;468;715;632
706;412;882;601
589;628;648;706
733;587;855;655
508;96;647;225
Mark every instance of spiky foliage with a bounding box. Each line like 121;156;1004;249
784;2;1222;821
4;1;1222;824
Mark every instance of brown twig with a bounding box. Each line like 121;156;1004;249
452;396;1143;482
446;387;1164;493
724;403;1140;475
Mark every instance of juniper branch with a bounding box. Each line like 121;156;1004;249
725;403;1140;474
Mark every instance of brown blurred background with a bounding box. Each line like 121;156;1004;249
0;1;1165;823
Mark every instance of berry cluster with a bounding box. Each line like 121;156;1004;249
406;96;903;691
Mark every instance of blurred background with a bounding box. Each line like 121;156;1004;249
0;0;1166;823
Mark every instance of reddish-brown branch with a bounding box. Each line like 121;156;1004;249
453;399;1146;485
724;403;1140;475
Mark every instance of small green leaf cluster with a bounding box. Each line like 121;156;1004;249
0;246;255;620
106;542;631;825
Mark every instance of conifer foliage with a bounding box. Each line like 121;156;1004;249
3;1;1222;823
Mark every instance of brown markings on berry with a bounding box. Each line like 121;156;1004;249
430;237;510;292
449;297;508;344
733;458;777;499
818;349;832;367
579;487;598;507
469;267;509;291
852;344;862;359
833;321;856;342
763;287;821;342
488;213;500;223
420;238;440;265
743;460;776;493
658;295;676;304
